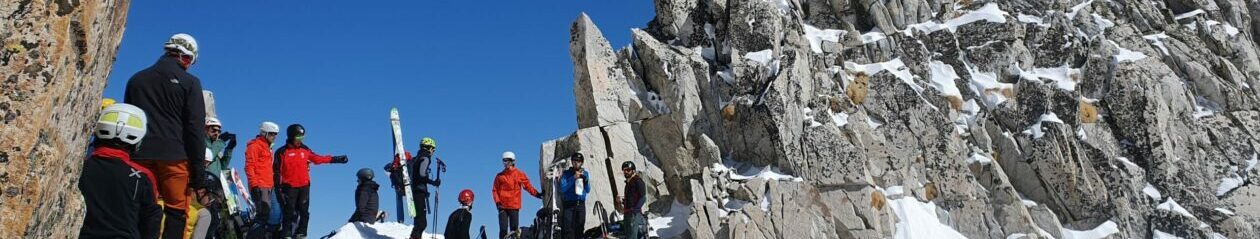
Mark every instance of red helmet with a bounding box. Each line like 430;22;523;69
458;189;475;205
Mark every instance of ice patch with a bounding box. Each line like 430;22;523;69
1157;198;1197;219
861;30;887;44
1143;183;1163;200
1174;9;1206;20
1022;113;1065;139
1109;40;1148;63
327;222;444;239
1060;220;1120;239
889;198;969;239
649;201;691;238
803;24;844;53
1019;66;1081;91
928;61;963;98
906;3;1008;34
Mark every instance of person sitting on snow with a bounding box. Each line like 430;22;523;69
349;168;382;224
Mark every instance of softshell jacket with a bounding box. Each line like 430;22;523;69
492;167;539;210
349;180;380;223
622;173;647;214
124;55;206;163
559;169;590;202
205;138;232;175
244;136;274;188
274;143;333;188
79;146;162;239
443;207;472;239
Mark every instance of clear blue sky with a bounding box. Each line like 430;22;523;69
102;1;654;236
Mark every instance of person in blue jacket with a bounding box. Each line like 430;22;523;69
558;153;590;239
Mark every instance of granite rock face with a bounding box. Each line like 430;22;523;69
0;0;130;238
546;0;1260;238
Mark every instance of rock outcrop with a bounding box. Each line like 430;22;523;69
0;0;130;238
545;0;1260;238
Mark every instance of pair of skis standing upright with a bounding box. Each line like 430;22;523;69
388;108;447;236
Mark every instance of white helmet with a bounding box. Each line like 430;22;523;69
96;103;148;145
164;33;199;64
502;151;516;160
260;121;280;134
205;117;222;127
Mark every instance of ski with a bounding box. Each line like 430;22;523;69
390;108;418;218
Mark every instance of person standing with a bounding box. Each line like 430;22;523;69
204;117;237;177
245;121;280;230
558;154;590;239
79;103;162;239
492;151;541;239
275;124;349;239
349;168;381;224
406;137;442;239
124;33;208;239
616;161;647;239
444;189;476;239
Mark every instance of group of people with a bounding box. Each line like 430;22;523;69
79;33;351;239
77;33;650;239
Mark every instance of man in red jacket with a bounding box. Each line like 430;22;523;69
245;121;279;229
491;151;540;239
275;124;349;239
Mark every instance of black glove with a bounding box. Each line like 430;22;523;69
220;132;238;150
331;155;349;164
190;170;216;190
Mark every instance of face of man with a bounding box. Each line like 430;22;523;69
206;125;221;139
572;159;583;170
622;168;633;178
503;158;514;169
264;132;278;144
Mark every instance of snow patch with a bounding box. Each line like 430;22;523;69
649;201;691;238
327;222;444;239
889;198;969;239
1022;113;1065;139
714;160;804;182
1017;13;1045;25
1217;165;1246;196
867;116;885;129
1061;220;1120;239
1067;0;1095;19
1215;207;1236;216
1174;9;1207;20
1093;14;1115;33
966;66;1014;106
804;107;823;127
1143;183;1163;200
830;110;849;127
928;61;963;98
1223;23;1241;36
967;151;994;165
905;3;1009;34
1157;198;1198;219
743;50;775;65
1109;40;1148;63
1019;66;1081;91
803;24;844;53
1143;33;1171;56
861;30;887;44
1152;229;1184;239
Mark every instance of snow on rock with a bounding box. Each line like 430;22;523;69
1143;183;1163;200
1092;14;1115;33
713;160;805;182
1217;165;1246;196
743;49;775;65
830;110;849;127
1152;229;1184;239
861;30;887;44
648;201;691;238
1174;9;1207;20
327;222;443;239
803;107;823;127
1061;221;1120;239
967;150;994;165
889;198;968;239
1017;13;1046;26
905;3;1008;34
1157;198;1198;219
1019;66;1081;91
1022;113;1065;139
1215;207;1236;216
803;24;844;53
1223;23;1241;36
966;65;1015;106
1143;33;1171;55
846;58;919;92
1067;0;1095;19
928;61;963;98
1109;40;1148;63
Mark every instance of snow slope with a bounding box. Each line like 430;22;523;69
326;222;446;239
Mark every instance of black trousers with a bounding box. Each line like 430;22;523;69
409;191;430;238
249;187;272;226
280;185;310;237
497;209;520;239
560;201;586;239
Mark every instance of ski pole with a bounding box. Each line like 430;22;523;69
431;158;446;236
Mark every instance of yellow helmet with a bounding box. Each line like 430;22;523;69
101;98;116;109
421;137;437;149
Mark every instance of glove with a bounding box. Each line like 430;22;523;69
332;155;349;164
220;132;238;150
190;171;214;190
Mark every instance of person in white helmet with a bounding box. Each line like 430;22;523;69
79;103;162;239
204;117;237;177
492;151;541;239
245;121;281;232
123;33;207;239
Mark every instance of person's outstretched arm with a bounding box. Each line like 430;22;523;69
519;171;540;198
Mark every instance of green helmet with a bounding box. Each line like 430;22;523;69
421;137;437;149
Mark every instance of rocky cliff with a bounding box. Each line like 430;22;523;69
543;0;1260;238
0;0;129;238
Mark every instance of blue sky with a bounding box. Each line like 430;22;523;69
102;1;654;236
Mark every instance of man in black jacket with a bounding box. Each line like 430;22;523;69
123;33;208;239
617;162;647;239
444;189;475;239
350;168;381;223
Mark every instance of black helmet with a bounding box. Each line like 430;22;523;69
357;168;374;181
287;124;305;138
571;153;585;162
621;161;636;170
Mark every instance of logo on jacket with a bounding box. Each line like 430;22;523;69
129;168;143;179
169;78;180;84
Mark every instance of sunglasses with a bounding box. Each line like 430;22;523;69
207;128;221;133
